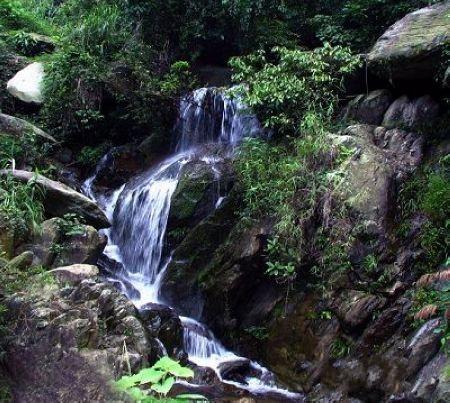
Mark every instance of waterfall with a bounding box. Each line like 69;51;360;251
82;88;299;399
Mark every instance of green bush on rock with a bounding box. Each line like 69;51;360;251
230;44;361;135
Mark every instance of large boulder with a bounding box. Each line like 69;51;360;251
7;62;45;104
332;125;423;234
382;95;440;132
166;158;234;248
367;2;450;81
0;113;56;143
52;225;107;267
0;170;109;229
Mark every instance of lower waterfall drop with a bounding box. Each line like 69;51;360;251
83;88;300;400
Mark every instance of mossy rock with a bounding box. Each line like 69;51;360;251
368;2;450;81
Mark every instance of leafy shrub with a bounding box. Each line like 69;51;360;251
330;338;351;359
0;130;51;170
0;174;44;235
0;0;53;34
230;44;361;135
41;1;193;144
57;213;86;237
398;156;449;271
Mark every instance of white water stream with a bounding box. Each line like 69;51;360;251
82;88;299;399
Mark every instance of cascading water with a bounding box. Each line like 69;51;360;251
83;88;299;399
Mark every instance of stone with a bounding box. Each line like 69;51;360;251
217;359;262;383
344;89;394;125
0;113;56;143
0;170;110;229
4;251;34;272
368;2;450;81
361;298;411;347
444;66;450;88
382;95;440;132
332;125;423;233
52;225;107;267
50;264;99;284
405;319;441;378
334;291;386;329
32;218;62;267
167;159;232;242
7;62;45;104
139;303;183;356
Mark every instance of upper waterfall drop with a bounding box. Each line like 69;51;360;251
175;87;262;152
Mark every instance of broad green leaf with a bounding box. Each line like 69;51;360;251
151;376;175;395
168;365;194;378
115;375;139;390
126;386;149;401
134;368;166;385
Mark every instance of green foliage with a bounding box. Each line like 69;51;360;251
1;263;53;295
245;326;269;340
398;157;450;271
57;213;86;237
115;356;203;401
330;338;351;359
77;144;111;168
230;44;361;135
40;0;194;144
0;174;44;235
0;131;51;171
0;0;54;34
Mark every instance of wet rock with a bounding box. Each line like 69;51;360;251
139;303;183;356
217;359;262;383
382;95;440;132
0;170;110;229
361;298;411;348
52;225;107;267
7;62;44;104
411;352;449;401
334;291;386;330
162;192;241;319
344;89;394;125
91;146;146;191
405;319;441;378
0;112;56;143
367;2;450;81
50;264;99;284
